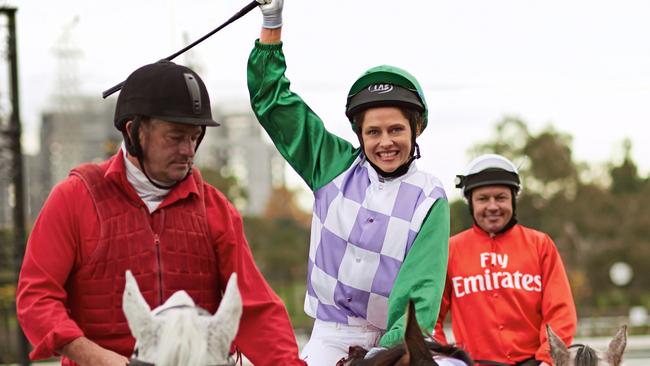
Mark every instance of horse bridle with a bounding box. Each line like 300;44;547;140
153;303;212;316
127;304;237;366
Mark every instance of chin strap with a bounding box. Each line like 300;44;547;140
123;116;199;190
134;154;180;190
366;154;416;179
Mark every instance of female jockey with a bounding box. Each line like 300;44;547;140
248;1;450;365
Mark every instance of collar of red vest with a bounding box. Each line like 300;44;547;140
103;151;201;207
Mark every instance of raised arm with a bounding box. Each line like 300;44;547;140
248;0;359;190
259;0;282;44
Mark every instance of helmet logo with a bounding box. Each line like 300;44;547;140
367;84;393;94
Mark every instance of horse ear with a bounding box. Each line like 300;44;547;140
208;273;243;357
546;324;570;366
606;325;627;366
123;270;154;340
404;299;436;366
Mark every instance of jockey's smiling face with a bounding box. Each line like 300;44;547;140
360;107;412;173
129;118;203;184
471;185;513;234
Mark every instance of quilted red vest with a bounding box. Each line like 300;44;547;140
64;163;220;358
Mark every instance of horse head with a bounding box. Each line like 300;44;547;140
547;324;627;366
122;270;242;366
341;300;472;366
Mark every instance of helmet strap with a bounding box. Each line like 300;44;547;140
124;116;194;190
356;116;421;179
135;155;178;190
500;188;519;233
414;142;421;159
122;116;142;156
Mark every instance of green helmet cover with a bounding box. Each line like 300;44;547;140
346;65;428;131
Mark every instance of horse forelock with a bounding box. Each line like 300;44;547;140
567;344;614;366
573;345;599;366
151;290;195;314
154;308;208;366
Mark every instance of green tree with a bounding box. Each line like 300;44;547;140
198;166;248;206
456;116;650;322
244;187;313;330
198;166;313;328
610;139;643;195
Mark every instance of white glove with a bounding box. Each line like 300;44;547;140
258;0;283;29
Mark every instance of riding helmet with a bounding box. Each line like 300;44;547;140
455;154;522;198
345;65;428;133
114;60;219;130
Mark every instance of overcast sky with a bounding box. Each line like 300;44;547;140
12;0;650;200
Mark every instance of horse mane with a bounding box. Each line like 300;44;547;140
346;341;473;366
155;308;208;366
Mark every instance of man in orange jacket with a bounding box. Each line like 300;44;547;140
434;154;577;366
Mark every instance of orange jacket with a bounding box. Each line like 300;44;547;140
434;224;576;365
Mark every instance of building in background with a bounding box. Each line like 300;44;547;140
193;99;286;216
39;96;120;192
30;96;284;220
21;16;284;221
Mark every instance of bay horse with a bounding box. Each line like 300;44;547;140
122;270;242;366
338;300;473;366
547;324;627;366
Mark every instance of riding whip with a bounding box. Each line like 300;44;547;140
102;0;264;98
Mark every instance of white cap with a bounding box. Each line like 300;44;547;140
455;154;522;197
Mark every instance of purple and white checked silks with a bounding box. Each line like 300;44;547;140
304;156;446;329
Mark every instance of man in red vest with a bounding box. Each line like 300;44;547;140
434;154;577;366
17;61;306;366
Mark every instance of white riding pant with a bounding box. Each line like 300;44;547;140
300;319;383;366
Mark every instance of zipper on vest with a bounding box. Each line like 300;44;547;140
154;233;163;303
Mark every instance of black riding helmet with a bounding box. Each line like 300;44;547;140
345;65;428;178
114;60;220;188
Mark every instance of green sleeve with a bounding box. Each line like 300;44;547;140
379;198;450;347
247;40;360;191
